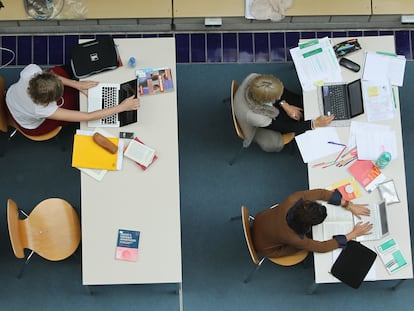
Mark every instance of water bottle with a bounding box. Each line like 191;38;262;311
375;151;392;169
127;57;136;68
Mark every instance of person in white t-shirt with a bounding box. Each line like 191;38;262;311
6;64;139;136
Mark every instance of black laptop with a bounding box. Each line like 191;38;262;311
318;79;364;126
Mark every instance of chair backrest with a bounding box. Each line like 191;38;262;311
7;198;81;261
230;80;245;140
7;199;26;258
241;205;260;265
0;76;8;133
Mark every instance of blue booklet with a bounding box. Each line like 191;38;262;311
115;229;140;262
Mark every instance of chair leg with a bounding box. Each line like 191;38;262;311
53;134;66;151
391;279;405;291
8;128;18;140
229;145;245;166
229;215;241;221
0;133;7;157
17;250;34;279
307;282;318;294
84;285;94;295
244;257;265;283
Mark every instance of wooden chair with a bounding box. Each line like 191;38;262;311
229;80;245;165
7;198;81;278
241;205;309;283
228;80;295;165
0;75;63;155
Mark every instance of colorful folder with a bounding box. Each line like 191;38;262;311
72;134;119;170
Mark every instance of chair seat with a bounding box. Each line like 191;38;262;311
28;198;81;261
268;249;309;266
8;116;62;141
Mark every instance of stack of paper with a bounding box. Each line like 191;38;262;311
361;79;395;122
295;127;343;163
290;37;342;91
362;51;406;87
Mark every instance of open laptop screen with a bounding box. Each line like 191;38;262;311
348;79;364;117
379;201;389;236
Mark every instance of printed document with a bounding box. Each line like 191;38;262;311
361;80;395;122
290;37;342;91
362;51;406;87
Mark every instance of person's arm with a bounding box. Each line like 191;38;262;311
56;75;99;96
292;188;337;203
47;95;139;122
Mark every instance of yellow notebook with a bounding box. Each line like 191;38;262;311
72;134;119;170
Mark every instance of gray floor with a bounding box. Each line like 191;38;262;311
0;63;413;310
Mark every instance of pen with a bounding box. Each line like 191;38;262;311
341;146;357;159
328;141;346;147
392;88;397;109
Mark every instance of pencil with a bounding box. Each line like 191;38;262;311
341;146;357;159
334;146;347;163
322;162;336;169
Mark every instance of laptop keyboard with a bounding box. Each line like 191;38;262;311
101;86;118;125
326;85;347;119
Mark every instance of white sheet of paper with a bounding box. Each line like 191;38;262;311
362;51;406;87
348;121;389;149
356;128;398;161
295;127;343;163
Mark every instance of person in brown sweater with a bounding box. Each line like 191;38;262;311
251;189;373;258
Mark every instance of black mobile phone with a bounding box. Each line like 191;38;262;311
119;132;134;139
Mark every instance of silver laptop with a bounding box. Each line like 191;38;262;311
355;201;389;242
317;79;364;127
88;79;138;128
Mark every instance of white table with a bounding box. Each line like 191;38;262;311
303;36;413;287
79;38;182;305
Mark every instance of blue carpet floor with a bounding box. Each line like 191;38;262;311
0;63;413;310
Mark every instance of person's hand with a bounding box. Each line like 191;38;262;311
313;115;335;127
347;202;370;220
346;221;373;241
281;102;303;121
78;80;99;96
118;95;140;111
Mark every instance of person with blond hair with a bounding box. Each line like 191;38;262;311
234;73;334;148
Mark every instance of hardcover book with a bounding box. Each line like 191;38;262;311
115;229;140;262
348;160;386;193
124;139;156;168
